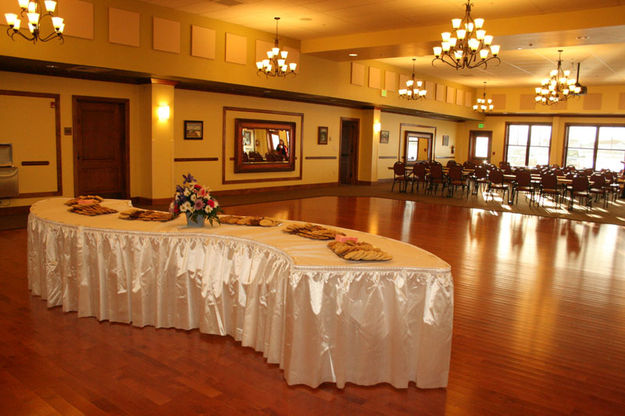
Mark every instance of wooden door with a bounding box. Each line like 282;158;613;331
339;118;359;184
468;130;492;164
73;97;129;198
404;131;433;163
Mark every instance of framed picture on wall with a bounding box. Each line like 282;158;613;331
380;130;389;144
442;134;449;146
184;120;203;140
318;126;328;145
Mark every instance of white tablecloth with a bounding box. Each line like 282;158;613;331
27;198;453;388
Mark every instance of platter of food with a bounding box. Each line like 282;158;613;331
327;240;392;261
119;208;173;222
220;215;280;227
284;223;345;240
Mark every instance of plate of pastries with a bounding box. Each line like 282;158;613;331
220;215;281;227
118;208;174;222
284;223;345;240
327;239;392;261
66;195;118;216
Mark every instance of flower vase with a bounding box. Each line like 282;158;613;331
186;213;205;227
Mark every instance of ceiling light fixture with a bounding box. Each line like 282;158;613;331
4;0;64;43
256;17;296;78
398;58;427;100
534;50;583;105
473;82;493;113
432;0;500;70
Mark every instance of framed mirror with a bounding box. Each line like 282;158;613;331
234;118;296;173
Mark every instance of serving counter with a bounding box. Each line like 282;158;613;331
27;198;453;389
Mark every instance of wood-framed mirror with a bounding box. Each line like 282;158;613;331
234;118;296;173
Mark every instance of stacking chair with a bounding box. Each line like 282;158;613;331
568;175;592;210
486;169;509;202
470;165;489;195
427;163;446;195
410;163;428;192
463;160;476;170
511;170;534;205
446;160;458;168
588;174;608;208
447;165;468;197
391;161;408;192
539;173;561;207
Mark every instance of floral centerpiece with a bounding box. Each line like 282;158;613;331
171;173;222;227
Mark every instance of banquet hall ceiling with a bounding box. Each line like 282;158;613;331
141;0;625;88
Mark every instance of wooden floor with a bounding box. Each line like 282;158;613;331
1;196;624;415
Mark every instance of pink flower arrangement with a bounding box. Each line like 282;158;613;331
171;173;222;225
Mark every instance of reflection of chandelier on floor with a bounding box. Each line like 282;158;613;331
4;0;65;43
432;0;500;70
535;50;584;105
399;58;427;100
256;17;297;78
473;82;493;113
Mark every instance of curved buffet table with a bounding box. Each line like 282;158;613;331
27;198;453;389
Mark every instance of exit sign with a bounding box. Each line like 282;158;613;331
478;123;484;128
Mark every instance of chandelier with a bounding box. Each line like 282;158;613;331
398;58;427;100
432;1;500;70
256;17;297;78
473;82;493;113
4;0;65;43
534;50;583;105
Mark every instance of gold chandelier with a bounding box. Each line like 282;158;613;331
473;82;493;113
398;58;427;100
4;0;65;43
535;50;583;105
256;17;297;78
433;1;500;70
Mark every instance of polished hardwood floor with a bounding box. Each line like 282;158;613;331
1;196;624;415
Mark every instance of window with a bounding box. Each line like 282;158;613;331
565;125;625;171
504;123;552;167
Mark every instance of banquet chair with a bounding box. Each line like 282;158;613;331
567;175;592;210
588;174;609;208
410;163;428;192
539;173;561;207
486;169;509;203
470;165;489;195
391;161;408;192
511;170;535;205
446;160;458;168
447;165;468;198
463;160;476;170
427;163;446;195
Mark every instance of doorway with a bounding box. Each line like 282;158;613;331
468;130;492;164
72;96;129;198
404;131;433;163
339;118;359;184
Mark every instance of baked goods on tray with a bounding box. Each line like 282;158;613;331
284;223;345;240
119;208;173;222
220;215;280;227
64;195;104;206
68;202;118;216
327;240;392;261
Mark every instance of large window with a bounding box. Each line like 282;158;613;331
565;125;625;171
504;123;552;167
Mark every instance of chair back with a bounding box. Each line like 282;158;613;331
571;175;589;192
589;173;605;187
474;165;488;179
446;160;458;168
412;163;426;179
448;165;463;180
488;169;504;184
541;173;557;189
463;160;475;169
515;170;531;187
393;161;405;176
430;164;443;179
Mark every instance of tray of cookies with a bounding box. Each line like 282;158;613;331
64;195;104;206
284;223;345;240
327;240;392;261
68;202;118;216
220;215;280;227
119;208;173;222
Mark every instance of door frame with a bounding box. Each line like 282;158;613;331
468;130;493;164
403;131;433;163
339;117;360;185
72;96;130;198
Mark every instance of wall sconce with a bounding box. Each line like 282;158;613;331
374;121;381;133
157;104;170;121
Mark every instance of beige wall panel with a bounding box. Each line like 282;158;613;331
436;84;445;102
384;71;397;92
519;94;536;110
0;0;16;15
0;95;57;194
255;40;272;62
368;67;381;89
351;62;365;86
59;0;94;40
583;93;602;110
191;25;216;59
399;74;409;90
426;81;435;100
456;89;463;106
465;91;473;107
153;17;180;54
108;8;140;47
491;94;506;110
284;46;300;69
225;33;247;64
446;87;455;104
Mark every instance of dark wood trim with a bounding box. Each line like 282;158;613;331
305;156;337;160
72;96;130;199
233;119;296;173
222;107;304;185
211;182;338;197
174;157;219;162
378;156;397;159
403;130;434;163
0;205;30;215
0;90;62;197
468;130;493;164
150;78;178;86
562;122;625;169
503;122;554;166
21;161;50;166
15;191;59;199
399;123;437;161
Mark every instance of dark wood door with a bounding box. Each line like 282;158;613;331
73;97;129;198
339;118;359;184
468;130;492;165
